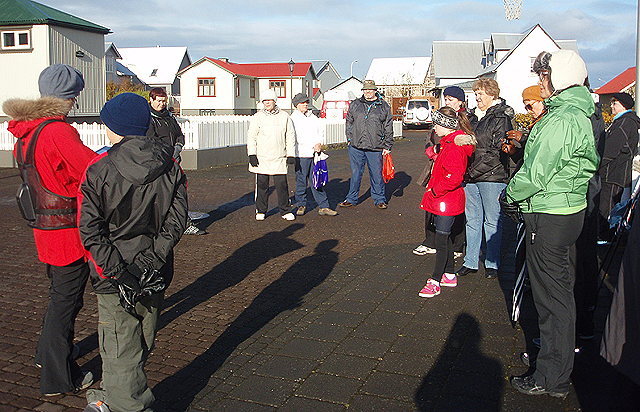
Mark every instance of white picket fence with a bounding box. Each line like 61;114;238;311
1;116;402;151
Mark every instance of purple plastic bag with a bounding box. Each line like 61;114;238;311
312;157;328;189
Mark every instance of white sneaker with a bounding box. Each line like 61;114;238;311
413;244;436;256
255;213;265;221
454;251;463;259
281;213;295;221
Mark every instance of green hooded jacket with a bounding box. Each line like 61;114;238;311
506;86;599;214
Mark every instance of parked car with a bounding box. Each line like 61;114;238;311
321;89;356;120
402;99;432;128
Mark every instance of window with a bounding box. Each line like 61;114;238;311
270;80;286;98
235;78;240;97
198;78;215;97
106;57;114;73
150;69;158;76
250;79;256;98
1;30;31;50
530;57;537;72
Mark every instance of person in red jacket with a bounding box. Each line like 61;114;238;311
418;107;476;298
3;64;96;396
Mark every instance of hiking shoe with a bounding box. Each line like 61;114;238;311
413;245;436;256
255;213;266;221
318;208;338;216
418;280;441;298
282;213;296;221
376;202;388;209
338;201;354;207
83;400;111;412
44;371;93;396
456;266;477;276
440;274;457;287
510;375;568;398
296;206;306;216
485;268;498;279
184;223;206;235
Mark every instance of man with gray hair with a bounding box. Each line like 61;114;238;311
3;64;96;396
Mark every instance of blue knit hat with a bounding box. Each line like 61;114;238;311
443;86;465;103
100;93;150;137
38;64;84;99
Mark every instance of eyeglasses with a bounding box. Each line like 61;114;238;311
524;104;533;111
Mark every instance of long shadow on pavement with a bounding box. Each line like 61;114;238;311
415;313;502;412
153;239;340;411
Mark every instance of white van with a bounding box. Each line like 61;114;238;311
402;99;432;128
321;89;356;120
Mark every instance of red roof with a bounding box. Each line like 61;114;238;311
596;67;636;95
205;58;312;78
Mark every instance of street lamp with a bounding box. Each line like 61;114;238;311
350;60;358;78
288;59;295;113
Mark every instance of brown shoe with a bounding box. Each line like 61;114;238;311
296;206;306;216
318;208;338;216
338;201;354;207
376;202;388;209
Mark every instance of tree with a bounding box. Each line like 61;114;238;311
106;79;149;101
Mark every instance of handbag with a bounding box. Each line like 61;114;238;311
312;152;329;189
416;158;434;187
383;153;395;183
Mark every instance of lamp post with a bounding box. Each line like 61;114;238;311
288;59;295;114
350;60;358;78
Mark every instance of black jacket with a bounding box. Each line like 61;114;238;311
599;110;640;188
466;99;514;183
147;108;185;148
346;95;394;151
79;136;188;294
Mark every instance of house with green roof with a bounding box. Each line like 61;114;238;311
0;0;110;120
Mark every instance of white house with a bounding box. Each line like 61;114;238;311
117;46;191;98
0;0;110;120
177;58;316;115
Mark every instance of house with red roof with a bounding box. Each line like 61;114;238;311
596;67;636;104
177;58;316;115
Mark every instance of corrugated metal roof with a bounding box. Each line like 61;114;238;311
365;57;431;85
556;40;579;53
491;33;523;50
118;46;190;85
432;42;484;78
0;0;110;33
596;67;636;95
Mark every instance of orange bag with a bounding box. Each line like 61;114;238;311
383;153;395;183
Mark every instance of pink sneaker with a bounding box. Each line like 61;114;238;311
440;274;457;287
418;280;441;298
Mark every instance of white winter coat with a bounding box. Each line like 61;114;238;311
291;110;325;158
247;107;295;175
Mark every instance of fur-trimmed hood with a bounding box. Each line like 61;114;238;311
454;133;477;149
2;97;72;122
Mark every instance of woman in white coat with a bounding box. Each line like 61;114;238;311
247;89;296;220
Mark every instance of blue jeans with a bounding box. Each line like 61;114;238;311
463;182;506;270
295;157;329;209
345;145;385;205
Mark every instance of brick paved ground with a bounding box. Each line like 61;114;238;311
0;130;624;411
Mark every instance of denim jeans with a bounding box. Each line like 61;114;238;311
295;157;329;209
463;181;506;270
345;145;385;205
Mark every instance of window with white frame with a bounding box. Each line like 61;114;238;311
270;80;286;98
1;30;31;50
198;78;215;97
250;79;256;98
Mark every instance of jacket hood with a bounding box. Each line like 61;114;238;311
547;86;595;118
442;130;476;156
2;97;72;121
108;136;174;185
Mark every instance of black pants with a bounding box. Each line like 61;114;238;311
431;214;458;281
35;258;89;394
255;173;292;215
524;211;584;393
423;211;465;253
575;207;599;337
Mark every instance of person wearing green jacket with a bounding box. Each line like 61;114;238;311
505;50;599;398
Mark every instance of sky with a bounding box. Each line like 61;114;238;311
40;0;638;89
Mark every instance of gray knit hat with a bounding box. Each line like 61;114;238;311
38;64;84;99
292;93;309;106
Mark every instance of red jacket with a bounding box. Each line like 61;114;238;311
420;130;474;216
6;97;96;266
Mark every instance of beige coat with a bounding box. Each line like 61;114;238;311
247;108;295;175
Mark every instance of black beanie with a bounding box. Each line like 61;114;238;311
100;93;150;137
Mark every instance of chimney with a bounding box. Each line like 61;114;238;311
219;58;229;63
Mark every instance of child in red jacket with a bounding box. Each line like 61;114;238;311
419;107;476;298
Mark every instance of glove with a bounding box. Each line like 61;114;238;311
139;269;166;298
499;189;522;223
113;266;142;315
173;144;183;163
249;155;259;167
287;157;296;165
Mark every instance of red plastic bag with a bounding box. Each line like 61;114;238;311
383;153;395;183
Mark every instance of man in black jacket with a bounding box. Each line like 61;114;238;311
79;93;188;412
599;92;640;242
147;87;185;161
339;80;393;209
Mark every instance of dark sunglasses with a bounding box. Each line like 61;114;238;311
525;104;533;111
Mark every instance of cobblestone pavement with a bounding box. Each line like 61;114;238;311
0;130;621;411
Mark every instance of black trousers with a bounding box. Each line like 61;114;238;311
430;214;458;281
35;258;89;394
423;211;465;253
255;173;292;215
523;211;584;393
